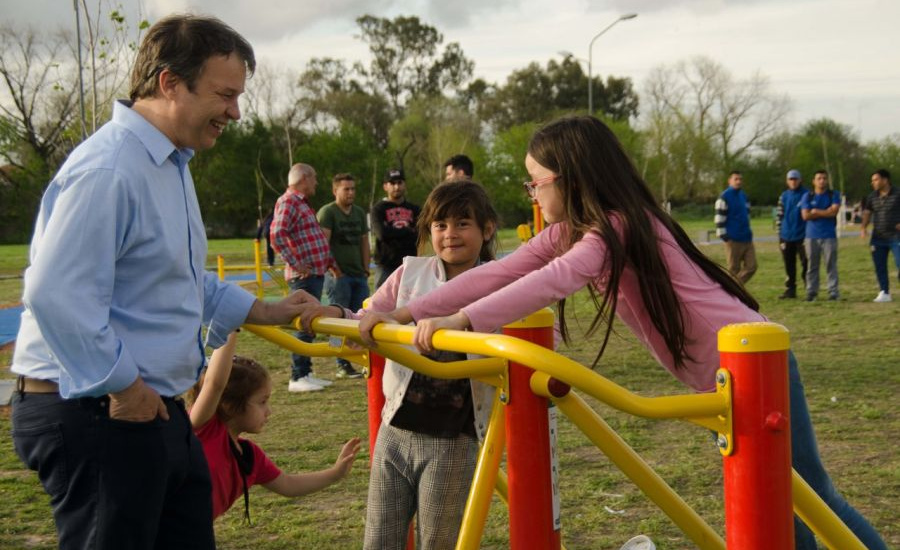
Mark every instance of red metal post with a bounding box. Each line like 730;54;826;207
719;323;792;550
366;350;386;464
502;309;560;550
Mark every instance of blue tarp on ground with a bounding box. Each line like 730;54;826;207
0;306;24;347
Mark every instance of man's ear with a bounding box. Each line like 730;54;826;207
157;69;181;100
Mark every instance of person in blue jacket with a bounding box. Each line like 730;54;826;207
775;169;808;298
799;170;842;301
714;171;756;284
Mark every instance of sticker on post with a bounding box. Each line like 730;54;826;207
328;336;345;349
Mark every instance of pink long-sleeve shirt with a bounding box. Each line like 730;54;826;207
406;220;766;392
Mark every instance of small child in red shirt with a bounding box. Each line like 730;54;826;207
190;331;360;520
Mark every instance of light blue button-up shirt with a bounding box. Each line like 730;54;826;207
12;101;255;398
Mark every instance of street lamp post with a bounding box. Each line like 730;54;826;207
588;13;637;116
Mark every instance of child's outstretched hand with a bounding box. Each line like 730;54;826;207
357;307;413;347
333;437;362;480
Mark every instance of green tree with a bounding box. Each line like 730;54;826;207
387;95;482;202
355;15;474;116
477;56;638;132
293;123;391;213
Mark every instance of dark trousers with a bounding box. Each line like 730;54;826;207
11;391;215;550
780;238;808;291
289;275;325;380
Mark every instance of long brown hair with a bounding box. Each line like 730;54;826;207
528;115;758;368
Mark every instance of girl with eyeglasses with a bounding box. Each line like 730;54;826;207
357;115;887;550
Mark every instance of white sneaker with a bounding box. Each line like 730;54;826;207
873;291;893;303
306;375;333;387
620;535;655;550
288;376;324;392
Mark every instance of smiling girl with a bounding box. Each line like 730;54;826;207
300;179;499;549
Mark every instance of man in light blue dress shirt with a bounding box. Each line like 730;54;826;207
10;15;311;550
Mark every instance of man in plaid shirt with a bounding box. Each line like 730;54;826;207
271;163;339;392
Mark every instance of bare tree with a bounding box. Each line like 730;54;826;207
642;56;790;200
0;25;79;180
77;0;148;133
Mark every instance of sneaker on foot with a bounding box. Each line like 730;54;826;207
620;535;656;550
336;365;364;379
778;289;796;299
805;294;816;302
288;376;324;392
828;294;840;301
307;375;333;387
873;291;893;303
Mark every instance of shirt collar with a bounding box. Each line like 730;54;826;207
112;100;195;167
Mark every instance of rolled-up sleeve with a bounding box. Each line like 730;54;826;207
24;169;140;398
202;272;256;348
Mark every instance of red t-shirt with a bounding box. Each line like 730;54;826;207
194;415;282;519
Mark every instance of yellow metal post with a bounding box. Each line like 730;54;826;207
792;472;866;550
253;239;264;299
457;392;507;550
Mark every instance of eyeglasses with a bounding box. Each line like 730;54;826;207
522;175;558;198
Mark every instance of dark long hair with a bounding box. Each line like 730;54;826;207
417;179;499;262
528;115;758;368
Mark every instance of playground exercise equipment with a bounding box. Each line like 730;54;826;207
214;239;289;299
242;312;867;550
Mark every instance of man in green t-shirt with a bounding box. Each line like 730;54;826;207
317;173;370;378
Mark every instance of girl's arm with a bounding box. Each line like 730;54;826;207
262;437;361;497
189;332;239;429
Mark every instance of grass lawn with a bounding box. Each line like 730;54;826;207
1;218;897;549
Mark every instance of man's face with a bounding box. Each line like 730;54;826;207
168;54;246;151
333;180;356;207
383;179;406;201
445;165;465;181
786;176;801;190
813;173;829;190
871;174;888;192
299;169;318;197
728;174;743;189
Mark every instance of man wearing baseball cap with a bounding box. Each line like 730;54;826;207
775;169;808;298
370;168;421;288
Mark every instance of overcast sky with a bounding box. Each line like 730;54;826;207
4;0;898;141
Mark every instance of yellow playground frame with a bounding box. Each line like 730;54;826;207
238;311;867;550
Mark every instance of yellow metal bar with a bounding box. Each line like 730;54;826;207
310;317;728;422
242;324;367;363
217;255;225;281
550;385;725;550
457;392;507;550
792;471;867;550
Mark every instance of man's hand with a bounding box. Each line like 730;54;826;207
247;289;319;326
109;377;169;422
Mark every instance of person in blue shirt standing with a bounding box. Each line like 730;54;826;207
799;170;842;301
10;15;310;550
775;169;808;299
714;170;757;284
